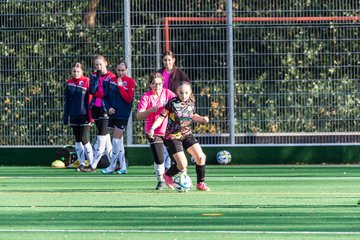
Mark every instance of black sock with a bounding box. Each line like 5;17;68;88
165;164;180;177
196;164;206;183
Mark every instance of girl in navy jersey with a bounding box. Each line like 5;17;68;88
63;62;94;171
100;61;136;174
87;55;116;172
148;81;210;191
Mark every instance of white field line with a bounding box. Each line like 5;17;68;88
1;176;360;181
0;229;360;235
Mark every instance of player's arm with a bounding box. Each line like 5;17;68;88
147;109;168;138
192;113;209;124
89;71;102;96
137;107;158;120
119;78;135;104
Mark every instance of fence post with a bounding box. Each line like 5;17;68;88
124;0;133;145
227;0;235;144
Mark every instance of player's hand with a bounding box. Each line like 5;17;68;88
148;128;155;139
202;116;209;123
117;77;122;86
108;108;115;115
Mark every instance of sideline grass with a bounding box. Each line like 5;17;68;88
0;165;359;240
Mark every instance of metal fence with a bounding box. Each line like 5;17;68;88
1;1;360;146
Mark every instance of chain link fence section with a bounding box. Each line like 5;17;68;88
0;0;124;145
1;1;360;146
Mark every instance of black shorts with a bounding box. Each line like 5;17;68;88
166;134;198;155
108;119;128;130
91;106;109;120
69;116;91;126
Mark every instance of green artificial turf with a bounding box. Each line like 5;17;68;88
0;165;359;240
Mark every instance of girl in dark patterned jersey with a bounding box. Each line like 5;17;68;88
100;61;135;174
63;62;94;171
148;81;210;191
87;55;116;172
158;51;190;170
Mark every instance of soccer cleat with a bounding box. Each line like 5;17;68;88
76;165;86;172
116;169;127;175
101;167;114;175
196;182;210;191
79;166;96;172
155;181;165;190
163;173;175;190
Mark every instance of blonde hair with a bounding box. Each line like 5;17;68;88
94;54;108;65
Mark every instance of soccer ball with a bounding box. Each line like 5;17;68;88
173;173;193;192
216;150;231;165
51;160;65;168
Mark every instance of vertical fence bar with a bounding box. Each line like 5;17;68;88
227;0;235;144
124;0;132;145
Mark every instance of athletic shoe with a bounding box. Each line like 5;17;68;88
101;167;114;175
116;169;127;175
76;165;86;172
80;166;96;173
155;181;165;190
163;173;175;190
196;182;210;191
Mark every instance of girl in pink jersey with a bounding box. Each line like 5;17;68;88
136;72;176;190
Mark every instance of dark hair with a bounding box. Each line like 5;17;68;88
177;81;195;102
117;60;128;69
162;51;175;59
73;62;84;71
148;72;164;85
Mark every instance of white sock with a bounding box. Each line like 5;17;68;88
105;134;112;162
91;135;106;169
83;142;93;166
118;138;126;170
154;163;165;182
109;138;121;170
75;142;85;166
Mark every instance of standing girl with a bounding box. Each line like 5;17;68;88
148;81;210;191
101;61;136;174
88;55;116;172
63;62;94;171
136;72;176;190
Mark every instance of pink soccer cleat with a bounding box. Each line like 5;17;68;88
196;182;210;191
163;173;175;190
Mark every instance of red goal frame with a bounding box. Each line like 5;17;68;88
164;16;360;51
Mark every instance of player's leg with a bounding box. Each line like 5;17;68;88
148;136;166;190
185;135;209;191
80;124;93;167
91;115;109;170
163;139;187;189
71;124;86;171
102;124;124;174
